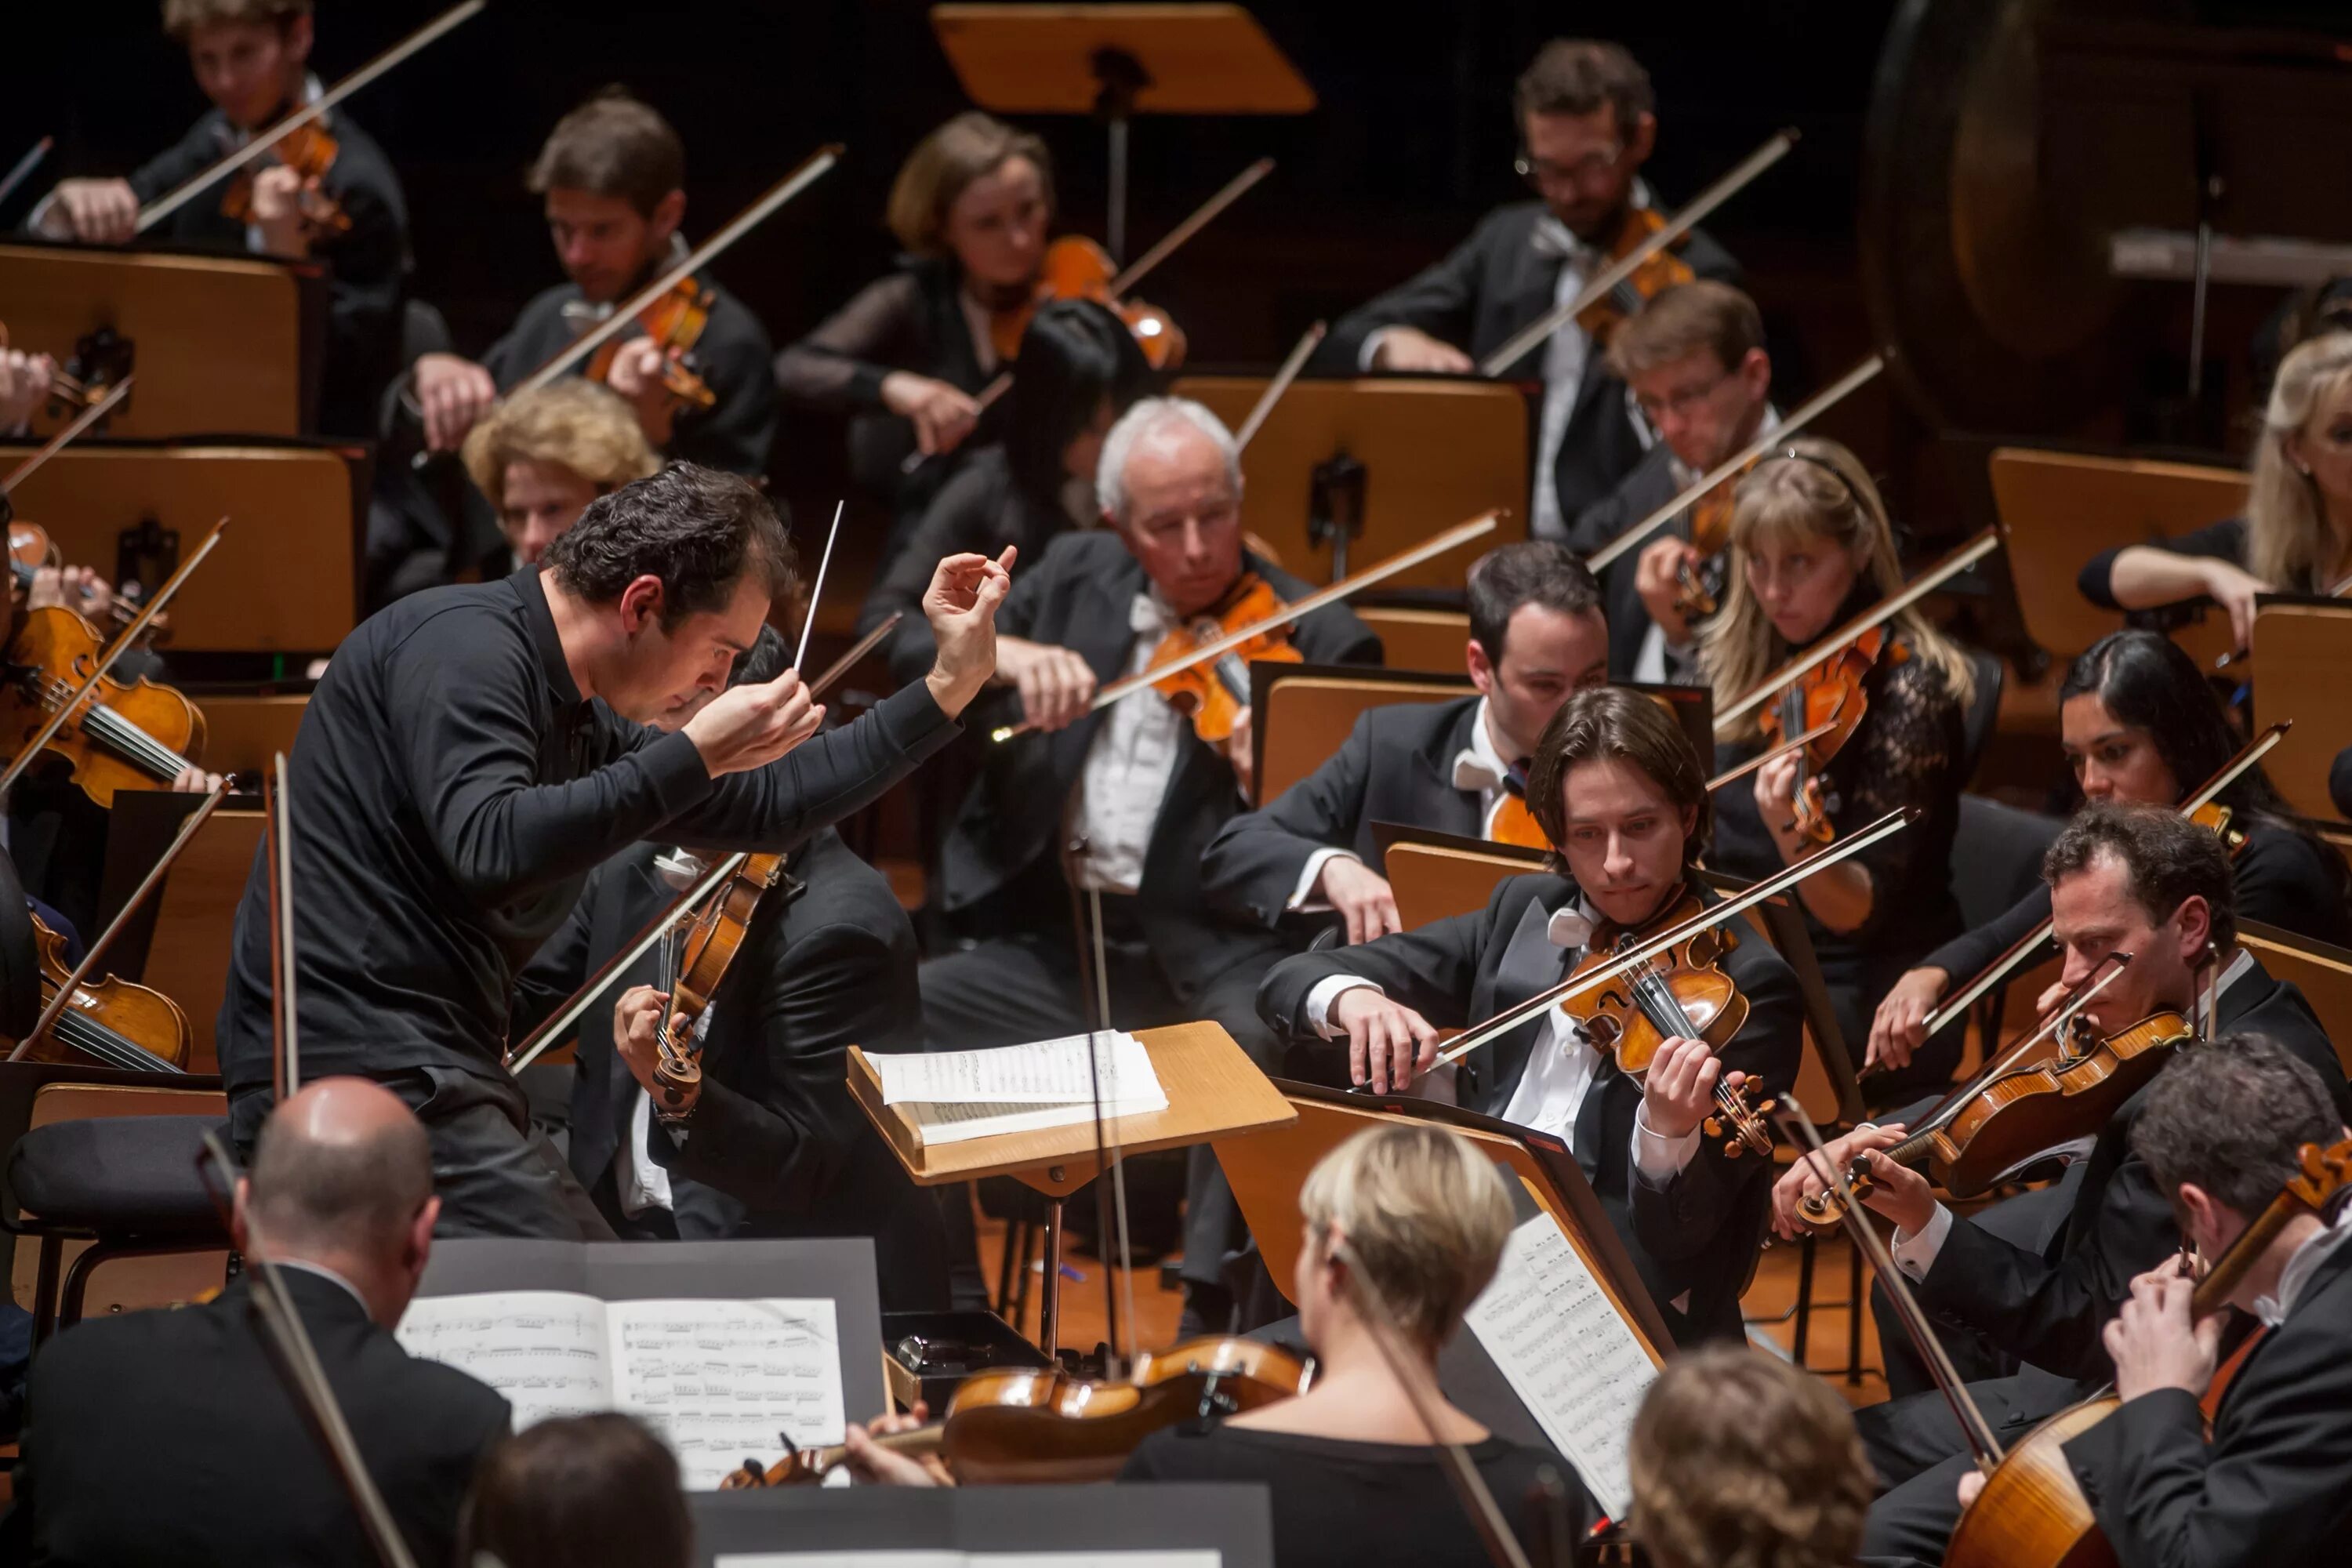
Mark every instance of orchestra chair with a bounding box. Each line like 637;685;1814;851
0;1062;227;1343
2238;921;2352;1079
1248;662;1472;806
1987;445;2246;665
1355;607;1472;675
2249;599;2352;824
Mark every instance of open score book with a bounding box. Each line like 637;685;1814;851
868;1031;1167;1145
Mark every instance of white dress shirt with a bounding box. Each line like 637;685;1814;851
2255;1201;2352;1327
1066;593;1188;895
1286;696;1515;913
1890;947;2260;1279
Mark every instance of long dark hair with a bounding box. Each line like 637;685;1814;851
1004;299;1153;506
2061;630;2349;894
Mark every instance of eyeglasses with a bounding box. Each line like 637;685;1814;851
1514;144;1626;190
1634;370;1733;424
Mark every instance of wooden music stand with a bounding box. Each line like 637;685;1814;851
1175;375;1530;586
2250;599;2352;824
1249;662;1472;806
847;1022;1296;1356
1987;445;2246;662
0;241;323;439
1213;1080;1673;1359
1356;605;1472;674
2240;921;2352;1078
931;4;1312;260
94;790;264;1075
0;440;365;655
183;688;311;779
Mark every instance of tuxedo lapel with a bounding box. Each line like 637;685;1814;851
1410;700;1488;840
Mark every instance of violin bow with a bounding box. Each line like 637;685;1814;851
1769;1098;2007;1472
1584;354;1886;572
4;783;226;1064
1430;808;1916;1073
195;1133;423;1568
0;514;226;800
1236;321;1326;452
1920;722;2288;1038
507;145;842;401
1477;131;1798;379
808;611;902;698
1332;1239;1535;1568
1715;528;2001;729
0;136;52;214
991;511;1501;743
135;0;486;234
1702;720;1835;793
2;375;136;495
1074;879;1140;1374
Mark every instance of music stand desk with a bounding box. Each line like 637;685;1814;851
2250;599;2352;824
1251;662;1472;805
933;3;1312;114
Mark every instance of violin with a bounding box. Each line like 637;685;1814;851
1485;784;1548;851
1563;888;1774;1157
722;1335;1307;1488
648;851;797;1112
584;277;717;414
1668;470;1748;623
989;234;1188;372
0;605;206;807
1796;995;2195;1233
1575;204;1698;347
8;521;161;641
1755;624;1905;844
17;911;191;1073
1148;572;1304;746
220;122;350;238
2187;800;2250;860
1944;1135;2352;1568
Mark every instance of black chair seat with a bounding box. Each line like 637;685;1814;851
9;1115;228;1237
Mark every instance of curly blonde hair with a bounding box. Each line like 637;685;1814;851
461;380;660;511
1699;435;1973;742
2248;332;2352;591
1629;1345;1871;1568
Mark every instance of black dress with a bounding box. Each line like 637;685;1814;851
1120;1424;1582;1568
1710;623;1970;1102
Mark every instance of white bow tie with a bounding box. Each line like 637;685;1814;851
1528;216;1595;267
1546;908;1594;949
1452;750;1507;795
1130;593;1176;637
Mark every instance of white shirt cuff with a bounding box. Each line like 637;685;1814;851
1358;328;1396;372
1889;1202;1955;1281
1287;848;1358;913
1630;1103;1703;1187
1305;976;1382;1040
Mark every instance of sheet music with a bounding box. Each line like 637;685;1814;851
871;1032;1160;1105
1461;1211;1657;1519
398;1291;845;1490
718;1554;1220;1567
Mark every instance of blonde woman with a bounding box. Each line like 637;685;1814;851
1700;436;1977;1099
2081;331;2352;652
1628;1344;1871;1568
461;379;661;572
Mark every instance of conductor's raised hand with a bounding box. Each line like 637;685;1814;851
681;667;822;778
922;547;1014;719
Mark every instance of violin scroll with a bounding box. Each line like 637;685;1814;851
1704;1076;1777;1159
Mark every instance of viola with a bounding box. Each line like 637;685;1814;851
1944;1135;2352;1568
722;1335;1307;1488
988;234;1188;372
0;605;207;807
220;122;350;237
1147;572;1304;746
585;276;718;414
1755;623;1904;844
1797;1000;2196;1233
17;912;191;1073
648;851;796;1110
1575;204;1698;347
1563;888;1774;1157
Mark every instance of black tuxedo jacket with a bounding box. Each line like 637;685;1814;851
1256;872;1802;1344
1914;963;2350;1386
4;1269;508;1566
2063;1236;2352;1568
514;829;947;1309
1321;200;1739;525
118;106;409;438
1566;444;1688;680
1202;695;1485;931
893;529;1381;1000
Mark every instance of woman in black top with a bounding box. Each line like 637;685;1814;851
2079;331;2352;652
1701;438;1979;1102
774;112;1054;530
855;297;1152;656
1868;628;2352;1070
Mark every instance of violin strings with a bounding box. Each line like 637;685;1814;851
33;673;191;779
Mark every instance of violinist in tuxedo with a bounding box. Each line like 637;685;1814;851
1200;541;1609;946
1566;280;1777;681
27;0;408;440
1258;686;1802;1345
892;395;1378;1330
1766;803;2350;1566
2020;1038;2352;1568
1322;39;1738;536
372;90;778;601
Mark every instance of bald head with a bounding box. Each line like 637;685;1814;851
247;1077;434;1261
